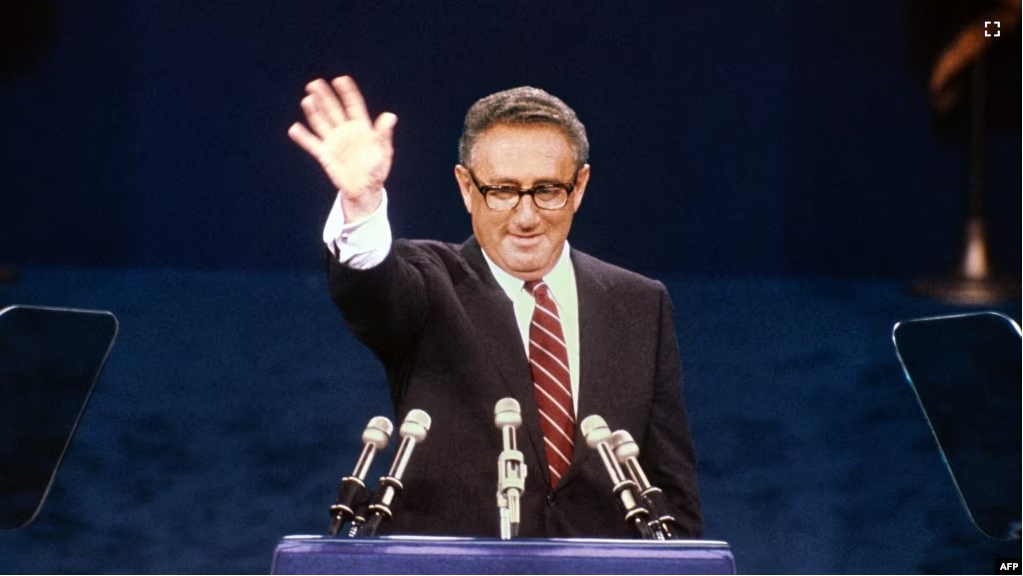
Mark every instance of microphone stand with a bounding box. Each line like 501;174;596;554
619;457;675;540
327;472;371;536
353;408;430;538
592;441;656;540
494;397;526;539
356;475;403;537
326;416;393;537
611;429;678;539
497;427;526;539
353;441;411;537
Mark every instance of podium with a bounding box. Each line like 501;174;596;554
271;536;736;574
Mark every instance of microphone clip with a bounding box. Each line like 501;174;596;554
497;449;526;495
496;447;527;539
327;475;372;536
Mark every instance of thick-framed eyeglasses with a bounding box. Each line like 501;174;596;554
468;170;577;211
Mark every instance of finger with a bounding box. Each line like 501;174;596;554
332;76;370;123
374;112;398;141
306;78;346;126
287;122;323;159
301;95;333;139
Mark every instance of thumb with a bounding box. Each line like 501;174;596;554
375;112;398;139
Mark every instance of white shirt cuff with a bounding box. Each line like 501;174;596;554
323;190;392;269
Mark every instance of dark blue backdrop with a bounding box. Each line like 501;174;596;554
1;0;1019;277
1;3;1021;573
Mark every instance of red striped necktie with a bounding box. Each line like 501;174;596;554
525;280;575;487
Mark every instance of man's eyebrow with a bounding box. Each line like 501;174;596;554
486;175;567;186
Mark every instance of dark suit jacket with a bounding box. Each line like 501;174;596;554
328;237;702;538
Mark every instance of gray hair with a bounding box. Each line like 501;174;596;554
458;86;589;169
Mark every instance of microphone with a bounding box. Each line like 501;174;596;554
355;409;431;537
495;398;527;539
327;416;393;536
611;429;677;540
580;415;656;539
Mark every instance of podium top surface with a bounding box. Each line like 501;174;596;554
272;535;736;575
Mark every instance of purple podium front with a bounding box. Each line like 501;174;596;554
271;536;736;574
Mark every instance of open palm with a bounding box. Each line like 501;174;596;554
288;76;397;220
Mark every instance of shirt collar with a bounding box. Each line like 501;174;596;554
481;240;574;302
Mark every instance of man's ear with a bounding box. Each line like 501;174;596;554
571;164;591;213
454;165;474;214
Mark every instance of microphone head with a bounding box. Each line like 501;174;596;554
399;409;431;442
362;416;394;450
580;414;612;448
494;397;522;429
610;429;640;462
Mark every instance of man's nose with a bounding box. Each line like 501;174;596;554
512;195;541;225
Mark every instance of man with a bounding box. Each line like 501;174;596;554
288;76;702;538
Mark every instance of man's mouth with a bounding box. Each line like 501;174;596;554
508;234;543;248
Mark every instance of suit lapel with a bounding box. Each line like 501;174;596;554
560;248;616;487
457;238;550;484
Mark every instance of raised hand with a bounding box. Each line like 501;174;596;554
288;76;397;222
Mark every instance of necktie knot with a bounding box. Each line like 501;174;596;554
525;280;548;299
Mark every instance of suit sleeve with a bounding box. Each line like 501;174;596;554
326;242;430;381
640;283;703;537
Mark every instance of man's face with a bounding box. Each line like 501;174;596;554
455;123;590;282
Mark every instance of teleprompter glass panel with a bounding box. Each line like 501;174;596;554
893;312;1021;540
0;305;118;529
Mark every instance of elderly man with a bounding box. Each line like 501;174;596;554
288;76;701;538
